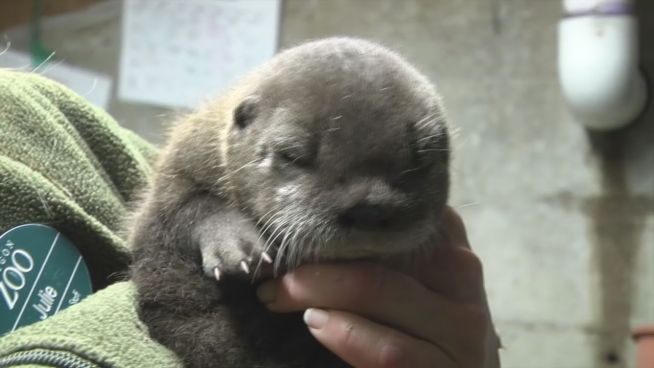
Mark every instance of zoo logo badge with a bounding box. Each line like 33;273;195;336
0;224;92;335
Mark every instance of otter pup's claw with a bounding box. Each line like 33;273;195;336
240;260;251;274
261;252;273;264
197;209;270;281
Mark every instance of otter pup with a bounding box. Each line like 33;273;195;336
129;38;450;368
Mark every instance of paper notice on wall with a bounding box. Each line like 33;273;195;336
118;0;281;109
0;50;112;109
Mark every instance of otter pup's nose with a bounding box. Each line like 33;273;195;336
339;203;392;231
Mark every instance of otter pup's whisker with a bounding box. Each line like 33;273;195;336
255;208;278;228
416;133;447;143
277;221;297;271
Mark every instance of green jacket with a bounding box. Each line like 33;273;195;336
0;70;181;367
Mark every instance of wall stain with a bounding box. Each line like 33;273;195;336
490;0;502;34
545;131;653;368
584;132;653;368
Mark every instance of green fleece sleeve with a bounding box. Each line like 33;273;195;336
0;69;154;288
0;70;181;367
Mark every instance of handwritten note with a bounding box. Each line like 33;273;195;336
118;0;281;109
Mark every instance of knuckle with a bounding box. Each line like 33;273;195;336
459;249;484;283
462;304;490;330
447;207;465;228
344;263;388;306
456;307;491;363
340;320;359;348
376;336;408;368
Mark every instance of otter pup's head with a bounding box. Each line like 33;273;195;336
224;38;449;267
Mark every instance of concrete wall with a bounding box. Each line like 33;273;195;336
3;1;653;367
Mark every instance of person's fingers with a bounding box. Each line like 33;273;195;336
425;207;502;367
440;206;470;249
406;206;484;303
410;244;486;304
303;308;459;368
257;262;489;358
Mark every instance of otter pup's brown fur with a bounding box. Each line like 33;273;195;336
128;38;450;368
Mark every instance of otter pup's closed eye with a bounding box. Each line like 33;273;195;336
128;37;449;368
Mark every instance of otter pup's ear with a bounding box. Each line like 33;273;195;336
233;96;259;129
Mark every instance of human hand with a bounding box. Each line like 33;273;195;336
256;207;501;367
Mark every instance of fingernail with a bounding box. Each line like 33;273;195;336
256;281;277;303
303;308;329;329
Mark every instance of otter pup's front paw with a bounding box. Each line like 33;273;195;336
201;235;274;282
193;211;275;281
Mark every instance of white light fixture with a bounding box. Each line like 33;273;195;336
558;0;647;130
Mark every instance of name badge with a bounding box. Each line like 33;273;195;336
0;224;93;335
